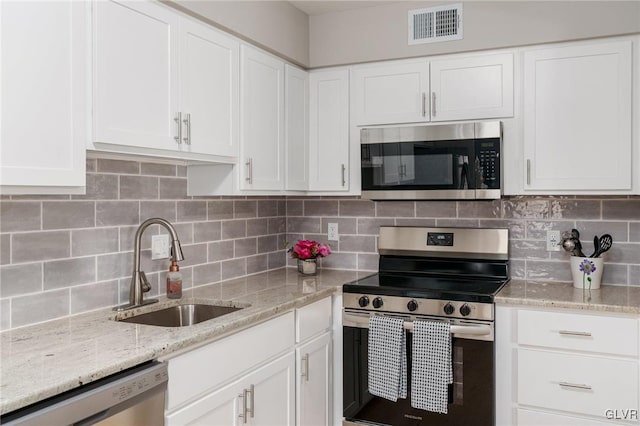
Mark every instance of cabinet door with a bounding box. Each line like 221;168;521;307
179;18;239;158
353;62;429;125
240;45;285;191
0;1;86;190
430;53;513;121
166;378;241;426
308;70;350;191
248;352;295;426
285;65;309;191
93;0;179;151
297;333;332;426
523;41;632;191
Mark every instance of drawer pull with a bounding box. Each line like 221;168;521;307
559;381;592;391
558;330;592;337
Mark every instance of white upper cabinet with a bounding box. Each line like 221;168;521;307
285;65;309;191
179;19;239;158
523;40;633;192
240;45;285;191
309;69;350;191
430;53;513;121
93;0;179;151
1;1;87;193
353;61;430;125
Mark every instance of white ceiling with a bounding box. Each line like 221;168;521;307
288;1;397;16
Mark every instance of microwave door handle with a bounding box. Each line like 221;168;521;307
460;162;469;189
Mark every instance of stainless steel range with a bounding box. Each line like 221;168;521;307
342;226;509;426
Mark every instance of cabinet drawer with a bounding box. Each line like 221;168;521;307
518;408;619;426
517;349;638;418
517;310;638;356
296;297;332;343
167;311;294;410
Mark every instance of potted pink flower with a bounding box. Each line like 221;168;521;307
288;239;331;275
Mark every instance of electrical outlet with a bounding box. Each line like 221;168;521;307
327;223;339;241
151;234;170;259
546;230;561;251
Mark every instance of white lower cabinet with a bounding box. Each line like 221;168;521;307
496;305;640;425
297;333;332;426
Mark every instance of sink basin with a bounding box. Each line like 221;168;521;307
119;304;243;327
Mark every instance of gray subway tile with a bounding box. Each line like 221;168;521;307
208;201;234;220
43;201;95;230
221;258;246;280
394;218;437;227
479;220;526;239
629;265;640;286
358;253;379;271
1;234;10;265
340;235;376;253
12;289;69;328
550;200;601;220
287;200;303;216
304;200;339;217
73;174;118;200
268;217;286;234
193;263;221;286
177;165;188;177
12;231;70;263
268;251;286;269
235;238;257;257
0;264;42;297
97;201;139;226
630;223;640;242
526;220;575;240
208;240;235;262
258;235;278;253
70;280;119;314
503;199;549;219
1;299;9;330
97;159;139;174
322;218;357;235
575;221;628;243
258;200;279;217
44;257;96;290
601;264;628;285
0;202;41;232
376;201;414;218
600;243;640;264
603;200;640;220
510;259;526;279
415;201;456;218
509;240;548;260
435;219;480;227
178;243;208;267
339;200;375;217
139;249;170;274
140;201;176;222
525;260;571;281
159;178;188;199
86;158;97;172
97;252;132;281
234;201;257;218
247;254;269;274
159;223;193;245
141;163;176;176
457;201;501;218
120;176;158;200
287;217;321;233
177;201;207;222
119;225;156;251
321;252;357;270
247;218;269;236
222;220;246;239
72;228;119;256
194;222;222;243
277;200;286;216
357;218;394;235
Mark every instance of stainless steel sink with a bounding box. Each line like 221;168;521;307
119;304;243;327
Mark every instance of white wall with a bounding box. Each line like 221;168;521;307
166;0;310;67
309;1;640;67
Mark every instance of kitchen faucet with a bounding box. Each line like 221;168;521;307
115;218;185;311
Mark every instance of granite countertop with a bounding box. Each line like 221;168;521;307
496;279;640;315
0;268;371;416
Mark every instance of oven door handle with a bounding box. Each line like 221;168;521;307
343;312;492;336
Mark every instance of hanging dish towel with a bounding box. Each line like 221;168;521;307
411;320;452;414
368;315;407;401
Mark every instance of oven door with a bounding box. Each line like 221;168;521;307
342;311;495;426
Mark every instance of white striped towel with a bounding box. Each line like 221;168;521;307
411;320;452;414
368;315;407;401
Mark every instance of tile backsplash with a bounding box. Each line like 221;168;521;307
2;159;640;330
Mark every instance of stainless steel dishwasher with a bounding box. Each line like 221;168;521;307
1;361;168;426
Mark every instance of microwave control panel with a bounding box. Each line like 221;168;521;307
477;140;500;189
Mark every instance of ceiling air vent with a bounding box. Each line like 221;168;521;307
408;3;463;45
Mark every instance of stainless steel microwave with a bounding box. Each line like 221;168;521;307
360;121;502;200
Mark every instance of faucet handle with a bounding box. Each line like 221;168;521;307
140;271;151;293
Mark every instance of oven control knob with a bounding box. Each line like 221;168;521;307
443;303;455;315
372;297;384;309
358;296;370;307
407;300;418;312
460;304;471;316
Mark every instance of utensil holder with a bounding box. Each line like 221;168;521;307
570;257;603;290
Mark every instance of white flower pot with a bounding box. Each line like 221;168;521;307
570;256;603;290
297;258;317;275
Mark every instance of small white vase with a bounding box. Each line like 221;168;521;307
570;257;603;290
297;258;317;275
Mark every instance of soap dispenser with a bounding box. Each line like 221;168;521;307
166;260;182;299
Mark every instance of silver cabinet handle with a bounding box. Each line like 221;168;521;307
248;384;254;418
302;354;310;382
421;92;426;117
526;159;531;185
238;388;248;423
559;381;592;390
341;164;346;187
174;112;182;144
431;92;436;117
182;113;191;145
245;158;253;184
558;330;592;337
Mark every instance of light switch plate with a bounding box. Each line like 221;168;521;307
327;223;339;241
151;234;170;259
546;230;561;251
